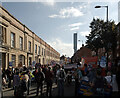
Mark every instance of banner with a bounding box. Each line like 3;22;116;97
100;56;106;68
9;62;12;66
81;56;98;70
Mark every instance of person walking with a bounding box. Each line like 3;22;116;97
93;69;106;96
6;67;13;88
56;66;66;97
36;67;45;96
26;69;31;95
13;71;20;96
66;71;72;86
45;67;54;97
20;74;28;96
74;67;83;96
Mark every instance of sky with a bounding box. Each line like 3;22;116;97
1;0;119;57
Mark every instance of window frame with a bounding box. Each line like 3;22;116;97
19;36;23;50
11;32;15;48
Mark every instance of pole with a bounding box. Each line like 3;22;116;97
106;6;108;67
106;6;108;22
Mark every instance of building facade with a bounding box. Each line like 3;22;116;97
73;33;77;53
115;22;120;64
72;44;92;63
0;6;60;69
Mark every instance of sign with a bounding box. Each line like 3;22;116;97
9;62;12;66
100;56;106;68
81;56;98;70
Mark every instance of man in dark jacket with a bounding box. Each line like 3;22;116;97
36;68;45;96
45;67;54;97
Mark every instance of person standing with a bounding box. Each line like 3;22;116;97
56;66;66;97
6;67;13;88
74;68;83;96
66;71;72;86
26;69;31;95
36;68;45;96
116;65;120;96
20;74;28;96
45;67;54;97
93;70;106;96
13;71;20;96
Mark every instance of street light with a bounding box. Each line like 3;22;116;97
95;5;108;22
95;5;109;67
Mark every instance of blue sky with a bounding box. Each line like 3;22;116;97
2;1;119;57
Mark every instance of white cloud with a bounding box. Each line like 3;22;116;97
48;38;74;57
49;14;58;18
80;31;90;36
41;0;55;6
69;22;83;27
70;27;79;31
49;7;84;18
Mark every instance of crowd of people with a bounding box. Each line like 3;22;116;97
68;62;120;96
2;64;66;97
2;62;120;97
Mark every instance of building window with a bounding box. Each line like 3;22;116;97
28;41;31;52
12;55;16;67
11;32;15;48
1;26;7;43
42;48;44;56
35;44;37;54
20;36;23;50
117;53;119;57
19;55;25;66
117;41;119;45
38;46;40;55
117;45;119;49
117;26;120;36
29;57;32;66
39;58;41;63
44;49;45;56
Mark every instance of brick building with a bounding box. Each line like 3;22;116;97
72;44;92;63
0;5;60;69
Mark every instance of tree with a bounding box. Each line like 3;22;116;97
86;18;117;56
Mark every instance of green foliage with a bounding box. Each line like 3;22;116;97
86;18;117;55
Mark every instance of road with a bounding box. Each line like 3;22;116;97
2;76;119;97
2;82;75;97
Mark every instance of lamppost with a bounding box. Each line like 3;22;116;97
95;5;108;22
95;5;109;67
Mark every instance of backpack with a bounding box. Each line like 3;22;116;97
59;70;65;78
